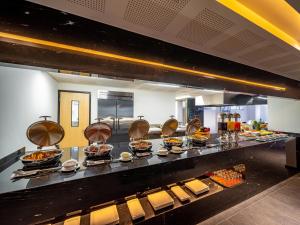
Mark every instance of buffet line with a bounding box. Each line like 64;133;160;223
6;113;289;225
11;113;289;179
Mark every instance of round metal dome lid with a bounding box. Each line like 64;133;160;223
84;119;112;143
26;116;65;147
128;116;150;140
186;117;201;135
161;116;178;137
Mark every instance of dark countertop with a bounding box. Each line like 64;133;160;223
0;136;291;195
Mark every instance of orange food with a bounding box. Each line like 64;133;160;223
23;150;60;161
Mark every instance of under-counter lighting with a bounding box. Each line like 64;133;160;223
217;0;300;51
0;31;286;91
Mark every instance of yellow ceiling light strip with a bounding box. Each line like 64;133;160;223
217;0;300;50
0;31;286;91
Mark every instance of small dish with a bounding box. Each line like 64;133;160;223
62;159;77;169
61;163;80;172
157;148;168;156
119;156;133;162
119;152;133;162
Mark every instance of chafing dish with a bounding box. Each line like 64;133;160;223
129;140;152;152
162;116;183;149
186;117;208;146
21;116;64;166
163;137;183;149
84;143;114;157
84;118;113;158
128;116;152;152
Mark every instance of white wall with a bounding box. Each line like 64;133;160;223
134;89;176;124
0;66;58;158
202;93;224;105
204;107;219;133
57;83;176;125
268;96;300;133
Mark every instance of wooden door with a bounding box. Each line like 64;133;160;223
59;91;90;148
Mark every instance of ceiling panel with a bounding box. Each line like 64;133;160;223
177;8;234;45
27;0;300;81
239;44;286;63
66;0;105;13
124;0;190;31
259;53;300;68
276;62;300;73
212;30;265;55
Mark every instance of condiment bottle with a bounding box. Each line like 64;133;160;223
233;113;241;131
227;113;235;131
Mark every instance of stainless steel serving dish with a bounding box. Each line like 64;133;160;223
129;140;152;152
83;144;113;157
83;118;113;158
128;116;152;152
20;149;63;166
22;116;65;166
161;116;182;149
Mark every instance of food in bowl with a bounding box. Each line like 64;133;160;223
22;150;62;161
129;140;152;151
84;143;113;157
163;137;183;148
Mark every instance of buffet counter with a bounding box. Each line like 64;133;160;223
0;136;296;225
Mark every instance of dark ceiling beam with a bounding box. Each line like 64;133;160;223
0;1;300;98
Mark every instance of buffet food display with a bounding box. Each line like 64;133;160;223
128;116;153;157
210;169;243;188
83;118;113;159
186;117;209;146
163;137;183;148
21;150;63;165
22;116;64;167
161;116;184;149
129;140;152;151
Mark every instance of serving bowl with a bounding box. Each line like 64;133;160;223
163;137;183;149
20;149;63;166
84;143;113;157
129;140;152;152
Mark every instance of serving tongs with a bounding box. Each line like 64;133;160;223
11;166;62;180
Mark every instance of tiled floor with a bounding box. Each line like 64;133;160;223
198;173;300;225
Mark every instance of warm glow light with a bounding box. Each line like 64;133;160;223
217;0;300;51
0;31;286;91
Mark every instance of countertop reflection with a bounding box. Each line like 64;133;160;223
0;136;290;195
